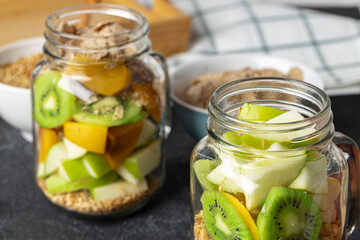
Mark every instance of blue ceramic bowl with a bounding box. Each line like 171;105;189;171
170;53;325;140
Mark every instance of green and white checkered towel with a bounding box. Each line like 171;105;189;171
140;0;360;95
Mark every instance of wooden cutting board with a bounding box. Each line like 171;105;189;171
0;0;191;57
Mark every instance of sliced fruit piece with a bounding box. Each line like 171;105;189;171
289;156;328;194
38;127;59;163
44;141;68;176
116;139;161;184
254;110;316;143
193;159;218;191
136;119;157;148
239;142;307;210
200;191;254;240
45;171;118;194
257;187;322;240
206;163;226;185
90;178;148;201
308;177;341;212
105;120;144;169
238;103;285;121
37;162;46;178
73;99;146;127
63;121;108;154
59;159;89;182
83;153;111;178
131;82;161;123
64;56;131;96
63;137;87;160
222;131;243;146
34;70;75;128
223;192;260;240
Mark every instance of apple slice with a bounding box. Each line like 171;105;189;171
37;162;46;178
45;171;118;194
63;137;87;160
83;153;111;178
90;178;148;201
289;156;328;194
59;159;90;182
44;142;68;177
136;119;157;148
116;139;161;184
238;103;285;121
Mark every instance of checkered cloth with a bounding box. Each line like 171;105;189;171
140;0;360;95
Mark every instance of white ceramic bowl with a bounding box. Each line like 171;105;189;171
170;53;325;140
0;37;44;142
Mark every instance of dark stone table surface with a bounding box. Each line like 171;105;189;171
1;6;360;240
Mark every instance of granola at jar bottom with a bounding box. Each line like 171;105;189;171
190;76;360;240
33;5;170;216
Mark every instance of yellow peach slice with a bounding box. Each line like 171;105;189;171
105;120;144;169
63;121;108;154
131;82;161;123
38;127;59;163
64;55;131;96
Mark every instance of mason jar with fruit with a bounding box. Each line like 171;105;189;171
32;4;170;217
191;78;360;239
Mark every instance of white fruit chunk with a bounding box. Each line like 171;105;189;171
91;179;148;201
44;141;68;176
136;119;157;148
37;162;46;178
117;139;161;184
239;142;306;210
289;156;328;194
310;177;341;212
63;137;87;160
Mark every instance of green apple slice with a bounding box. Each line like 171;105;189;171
238;103;285;121
63;137;87;160
136;119;157;148
289;156;328;194
90;178;148;201
116;139;162;184
44;141;68;176
59;159;90;182
45;171;118;194
193;159;218;191
82;153;111;178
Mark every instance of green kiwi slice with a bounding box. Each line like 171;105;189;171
193;160;218;191
257;186;322;240
72;97;147;127
200;191;253;240
34;70;75;128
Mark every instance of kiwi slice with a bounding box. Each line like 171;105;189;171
257;187;322;240
34;70;75;128
200;191;253;240
193;160;218;191
72;97;146;127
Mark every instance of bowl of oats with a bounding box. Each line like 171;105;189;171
170;53;324;140
0;37;44;142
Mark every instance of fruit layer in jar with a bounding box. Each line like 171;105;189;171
193;104;342;240
34;21;164;215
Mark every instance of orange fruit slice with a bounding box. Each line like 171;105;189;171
38;127;59;163
131;82;161;123
105;120;144;169
63;121;108;154
64;55;131;96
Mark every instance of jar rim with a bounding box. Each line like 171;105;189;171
207;77;334;151
45;4;148;41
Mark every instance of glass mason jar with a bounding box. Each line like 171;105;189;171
32;4;170;217
190;78;360;239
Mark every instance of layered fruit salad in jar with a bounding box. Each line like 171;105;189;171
192;103;343;240
33;7;168;216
